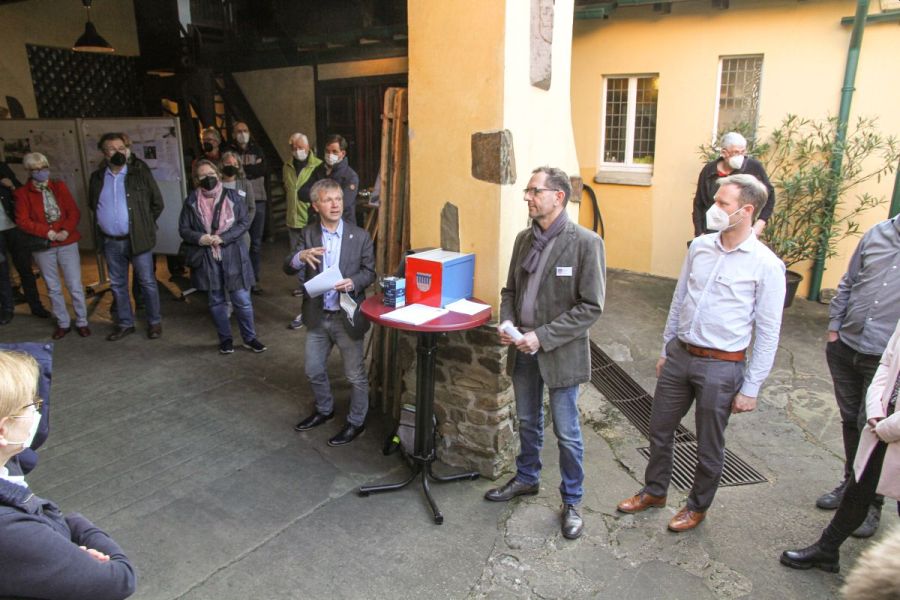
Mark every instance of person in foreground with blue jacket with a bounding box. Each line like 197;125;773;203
0;350;136;600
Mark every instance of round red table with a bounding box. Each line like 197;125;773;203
358;294;492;524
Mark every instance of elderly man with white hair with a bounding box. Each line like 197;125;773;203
283;133;322;328
691;131;775;238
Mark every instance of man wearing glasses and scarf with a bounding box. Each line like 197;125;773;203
486;166;606;541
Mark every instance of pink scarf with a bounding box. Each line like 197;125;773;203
197;182;234;261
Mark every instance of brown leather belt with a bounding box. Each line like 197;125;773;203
681;341;746;362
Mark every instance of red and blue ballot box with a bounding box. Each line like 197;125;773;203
405;249;475;307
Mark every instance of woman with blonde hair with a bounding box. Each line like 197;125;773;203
0;351;135;599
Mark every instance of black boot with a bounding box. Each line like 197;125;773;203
816;478;848;510
780;542;840;573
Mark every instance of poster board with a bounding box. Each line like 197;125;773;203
0;120;91;248
0;117;187;254
79;118;186;255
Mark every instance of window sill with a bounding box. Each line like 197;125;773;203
593;169;653;187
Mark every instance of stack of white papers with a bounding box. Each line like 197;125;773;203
381;304;449;326
304;266;342;298
445;299;491;315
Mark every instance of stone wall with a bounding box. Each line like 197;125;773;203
399;324;517;479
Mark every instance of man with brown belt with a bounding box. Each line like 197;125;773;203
617;174;785;532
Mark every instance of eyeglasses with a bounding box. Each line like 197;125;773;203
12;397;42;418
523;187;560;197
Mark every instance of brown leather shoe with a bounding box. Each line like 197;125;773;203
668;507;706;532
148;323;162;339
51;326;71;340
106;326;135;341
76;326;91;337
617;492;667;514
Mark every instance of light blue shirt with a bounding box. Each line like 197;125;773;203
96;165;129;236
322;220;343;311
662;232;786;397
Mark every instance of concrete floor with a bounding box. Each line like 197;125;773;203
0;244;896;600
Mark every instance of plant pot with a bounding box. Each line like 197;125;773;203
784;270;803;308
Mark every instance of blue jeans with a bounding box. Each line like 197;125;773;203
207;262;256;343
512;351;584;505
103;238;161;327
248;202;266;284
304;314;368;426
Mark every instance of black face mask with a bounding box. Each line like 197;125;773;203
221;165;239;177
109;152;127;167
199;175;218;191
202;142;215;153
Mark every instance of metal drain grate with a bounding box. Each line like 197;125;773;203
590;341;768;489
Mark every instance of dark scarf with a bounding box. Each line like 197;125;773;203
522;210;569;274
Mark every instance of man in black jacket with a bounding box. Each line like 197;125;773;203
315;134;359;226
285;178;375;447
692;131;775;238
87;133;165;341
0;160;51;323
225;122;267;293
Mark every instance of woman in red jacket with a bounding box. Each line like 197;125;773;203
14;153;89;339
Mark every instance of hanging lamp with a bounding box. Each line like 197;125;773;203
73;0;115;53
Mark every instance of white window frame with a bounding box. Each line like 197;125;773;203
596;74;658;186
711;54;764;144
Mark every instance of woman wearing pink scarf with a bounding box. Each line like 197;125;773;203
179;160;266;354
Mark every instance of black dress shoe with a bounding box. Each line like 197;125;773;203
31;306;51;318
780;543;840;573
0;311;13;325
484;477;540;502
148;323;162;339
562;504;584;540
816;478;848;510
294;411;335;431
106;326;136;341
328;423;365;446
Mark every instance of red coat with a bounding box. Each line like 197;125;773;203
13;179;81;247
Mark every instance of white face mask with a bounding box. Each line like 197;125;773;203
8;409;40;448
726;154;745;170
222;180;236;189
235;132;250;145
706;204;745;232
325;153;341;166
293;149;309;161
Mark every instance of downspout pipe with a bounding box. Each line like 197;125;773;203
890;159;900;218
807;0;869;301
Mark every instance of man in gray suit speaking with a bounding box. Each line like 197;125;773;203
285;178;375;447
486;166;606;540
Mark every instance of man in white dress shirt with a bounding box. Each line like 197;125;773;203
617;173;786;532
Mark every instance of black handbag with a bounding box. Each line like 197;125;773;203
12;228;50;252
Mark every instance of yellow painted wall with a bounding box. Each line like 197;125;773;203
233;66;317;164
572;0;900;293
0;0;140;118
408;0;506;307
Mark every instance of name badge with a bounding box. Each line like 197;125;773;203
238;190;247;197
556;266;573;277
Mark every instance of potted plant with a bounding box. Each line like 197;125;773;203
700;115;899;307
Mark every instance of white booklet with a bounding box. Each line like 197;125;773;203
303;266;342;298
381;303;449;326
340;292;357;325
445;298;491;315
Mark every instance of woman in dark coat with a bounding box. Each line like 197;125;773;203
0;350;136;600
179;160;267;355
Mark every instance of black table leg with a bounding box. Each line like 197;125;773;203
358;331;481;523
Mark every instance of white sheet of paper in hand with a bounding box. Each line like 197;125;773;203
303;266;343;298
340;292;357;325
445;298;491;315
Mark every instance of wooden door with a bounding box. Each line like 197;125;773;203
316;74;407;189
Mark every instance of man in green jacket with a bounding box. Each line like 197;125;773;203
283;132;322;327
88;132;165;341
486;166;606;541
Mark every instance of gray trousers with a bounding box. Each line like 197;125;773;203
304;313;369;427
32;243;87;328
642;339;744;511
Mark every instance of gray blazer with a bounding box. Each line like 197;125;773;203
500;220;606;388
283;220;376;339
